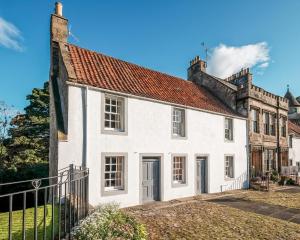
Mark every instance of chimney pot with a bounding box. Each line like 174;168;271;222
55;2;63;16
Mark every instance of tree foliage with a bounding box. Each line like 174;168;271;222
5;82;49;168
0;101;19;167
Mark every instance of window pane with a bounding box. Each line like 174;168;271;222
173;156;186;184
104;156;124;191
172;108;185;137
104;96;125;131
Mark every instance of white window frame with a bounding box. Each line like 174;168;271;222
224;155;234;179
101;94;127;135
172;107;186;138
101;153;128;196
172;155;187;187
224;118;234;141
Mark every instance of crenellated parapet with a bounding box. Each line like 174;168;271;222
249;85;288;110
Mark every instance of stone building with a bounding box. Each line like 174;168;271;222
188;57;289;175
284;88;300;125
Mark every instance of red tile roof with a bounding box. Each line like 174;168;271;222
66;44;238;116
289;120;300;136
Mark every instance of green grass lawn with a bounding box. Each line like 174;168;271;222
0;205;59;240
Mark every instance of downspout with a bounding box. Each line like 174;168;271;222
276;96;280;172
83;86;88;169
246;117;250;188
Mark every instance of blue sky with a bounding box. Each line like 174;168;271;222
0;0;300;110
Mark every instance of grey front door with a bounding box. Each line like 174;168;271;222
142;159;160;202
196;156;207;194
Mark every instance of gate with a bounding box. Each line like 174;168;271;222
0;164;89;240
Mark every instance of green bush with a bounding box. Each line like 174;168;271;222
286;178;295;185
72;204;147;240
270;170;279;183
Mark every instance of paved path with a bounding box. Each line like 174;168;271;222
208;196;300;224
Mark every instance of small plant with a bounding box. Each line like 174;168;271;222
72;203;147;240
286;178;295;185
270;170;279;183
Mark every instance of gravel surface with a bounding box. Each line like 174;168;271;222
125;200;300;240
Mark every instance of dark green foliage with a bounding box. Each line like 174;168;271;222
270;170;279;183
286;178;296;185
5;82;49;168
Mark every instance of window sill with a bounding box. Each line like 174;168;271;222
172;135;187;140
224;139;234;143
172;182;188;188
224;177;235;181
102;188;127;196
101;128;128;136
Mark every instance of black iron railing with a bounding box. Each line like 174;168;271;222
0;164;89;240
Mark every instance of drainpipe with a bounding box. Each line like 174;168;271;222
276;96;280;173
246;114;250;188
83;86;88;169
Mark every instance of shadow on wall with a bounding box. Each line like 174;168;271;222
220;171;248;192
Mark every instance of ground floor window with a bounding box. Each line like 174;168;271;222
263;149;275;172
296;162;300;171
172;156;186;185
225;155;234;178
104;156;124;191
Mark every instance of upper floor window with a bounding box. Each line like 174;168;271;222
172;156;186;185
251;108;259;133
270;114;276;136
263;112;270;135
104;95;125;132
281;117;287;137
225;118;233;141
289;135;293;148
225;155;234;178
172;108;186;137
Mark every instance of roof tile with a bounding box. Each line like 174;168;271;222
66;44;238;116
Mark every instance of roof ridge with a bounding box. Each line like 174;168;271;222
66;43;193;85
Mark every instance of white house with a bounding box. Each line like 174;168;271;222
49;3;249;207
288;120;300;169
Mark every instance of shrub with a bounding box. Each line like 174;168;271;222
286;178;295;185
72;203;147;240
270;170;279;183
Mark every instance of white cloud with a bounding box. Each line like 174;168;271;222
258;62;269;68
207;42;270;78
0;17;23;51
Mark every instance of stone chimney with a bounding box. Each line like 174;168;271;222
50;2;68;43
187;56;207;80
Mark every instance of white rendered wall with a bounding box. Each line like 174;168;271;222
289;136;300;166
58;86;248;208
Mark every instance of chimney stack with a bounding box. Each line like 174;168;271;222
187;56;207;80
51;2;68;43
55;2;63;16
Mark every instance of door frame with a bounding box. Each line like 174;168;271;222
194;154;209;194
139;153;164;204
